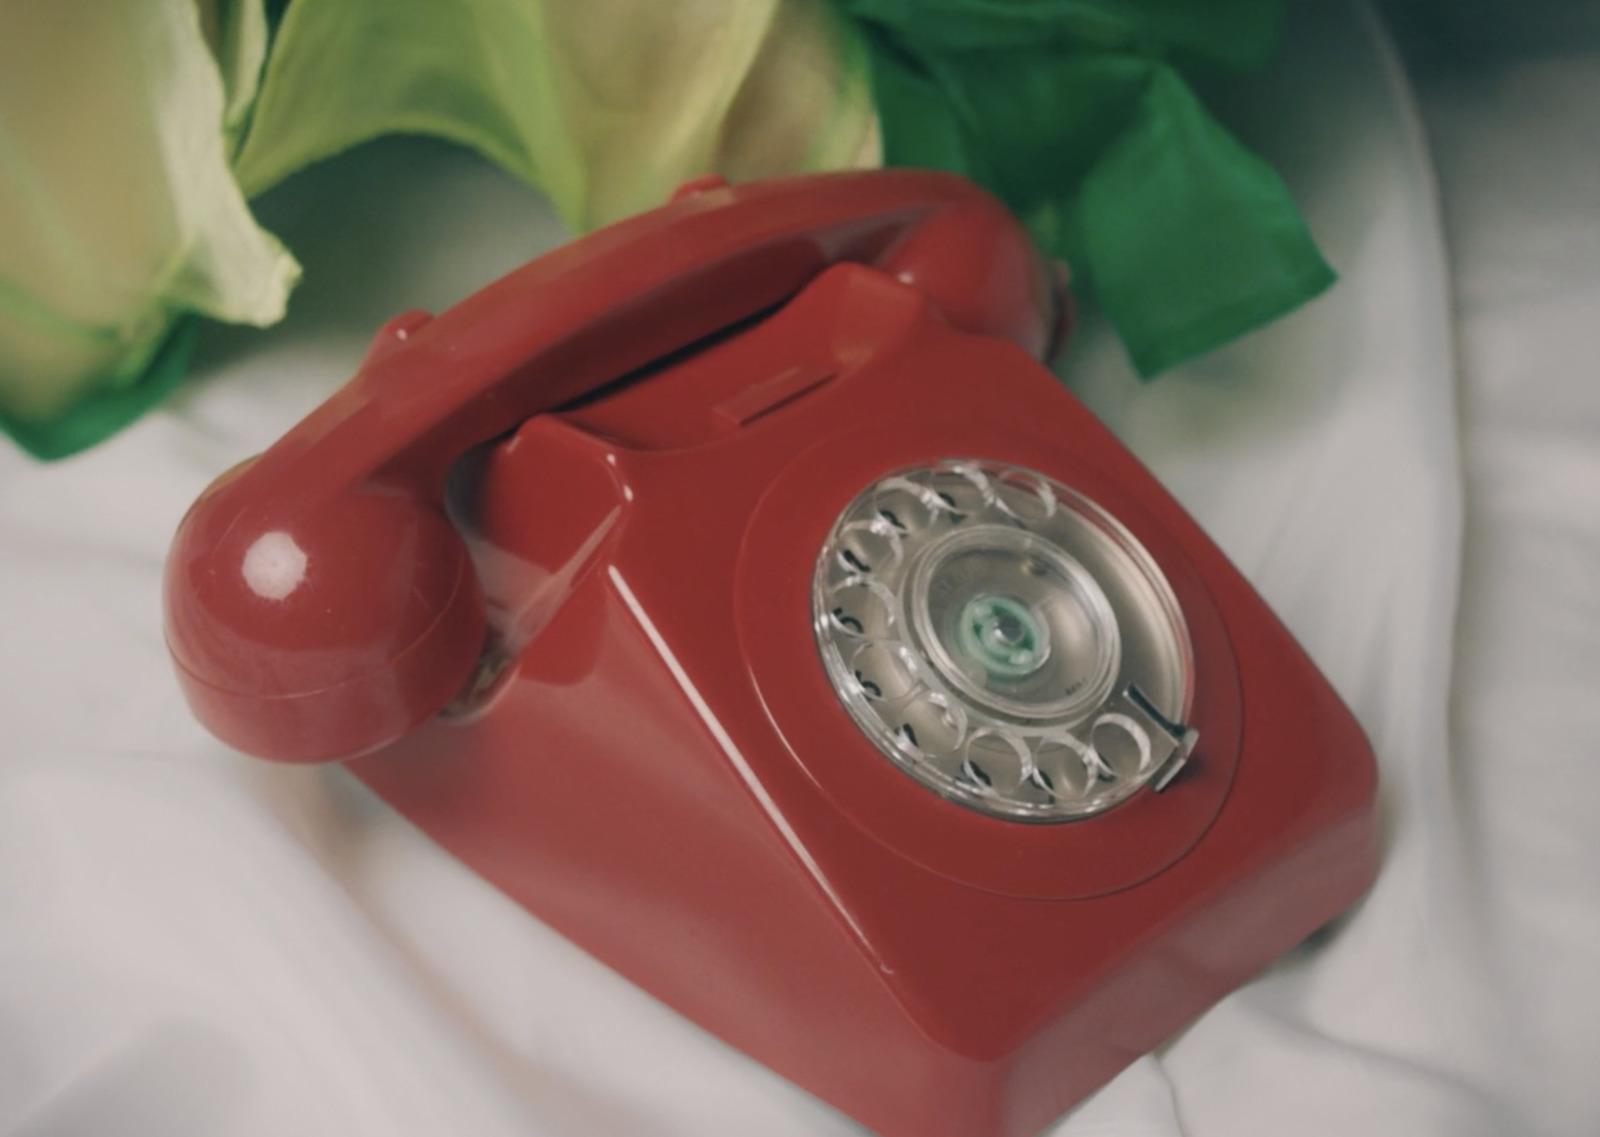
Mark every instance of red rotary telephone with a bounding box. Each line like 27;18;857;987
165;170;1377;1137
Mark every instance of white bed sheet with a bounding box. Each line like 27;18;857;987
1408;18;1600;1134
2;1;1597;1135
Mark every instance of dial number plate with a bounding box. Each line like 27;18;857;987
813;460;1198;822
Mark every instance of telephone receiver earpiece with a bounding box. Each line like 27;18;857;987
164;170;1065;763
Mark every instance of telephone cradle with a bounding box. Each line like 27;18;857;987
164;170;1378;1137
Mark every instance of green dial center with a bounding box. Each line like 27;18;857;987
957;594;1049;679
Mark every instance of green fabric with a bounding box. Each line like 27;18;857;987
0;317;199;461
836;0;1334;376
842;0;1283;68
1079;66;1336;374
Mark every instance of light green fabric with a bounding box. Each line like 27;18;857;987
1;0;1328;458
836;0;1334;376
0;0;299;458
234;0;879;231
2;0;877;459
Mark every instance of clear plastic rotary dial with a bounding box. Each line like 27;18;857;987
813;460;1199;822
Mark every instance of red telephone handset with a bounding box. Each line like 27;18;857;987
164;171;1062;763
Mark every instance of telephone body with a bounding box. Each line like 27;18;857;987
165;171;1378;1137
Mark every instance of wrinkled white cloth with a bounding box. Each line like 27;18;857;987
2;2;1597;1135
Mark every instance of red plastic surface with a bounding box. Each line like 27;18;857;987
164;171;1378;1137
